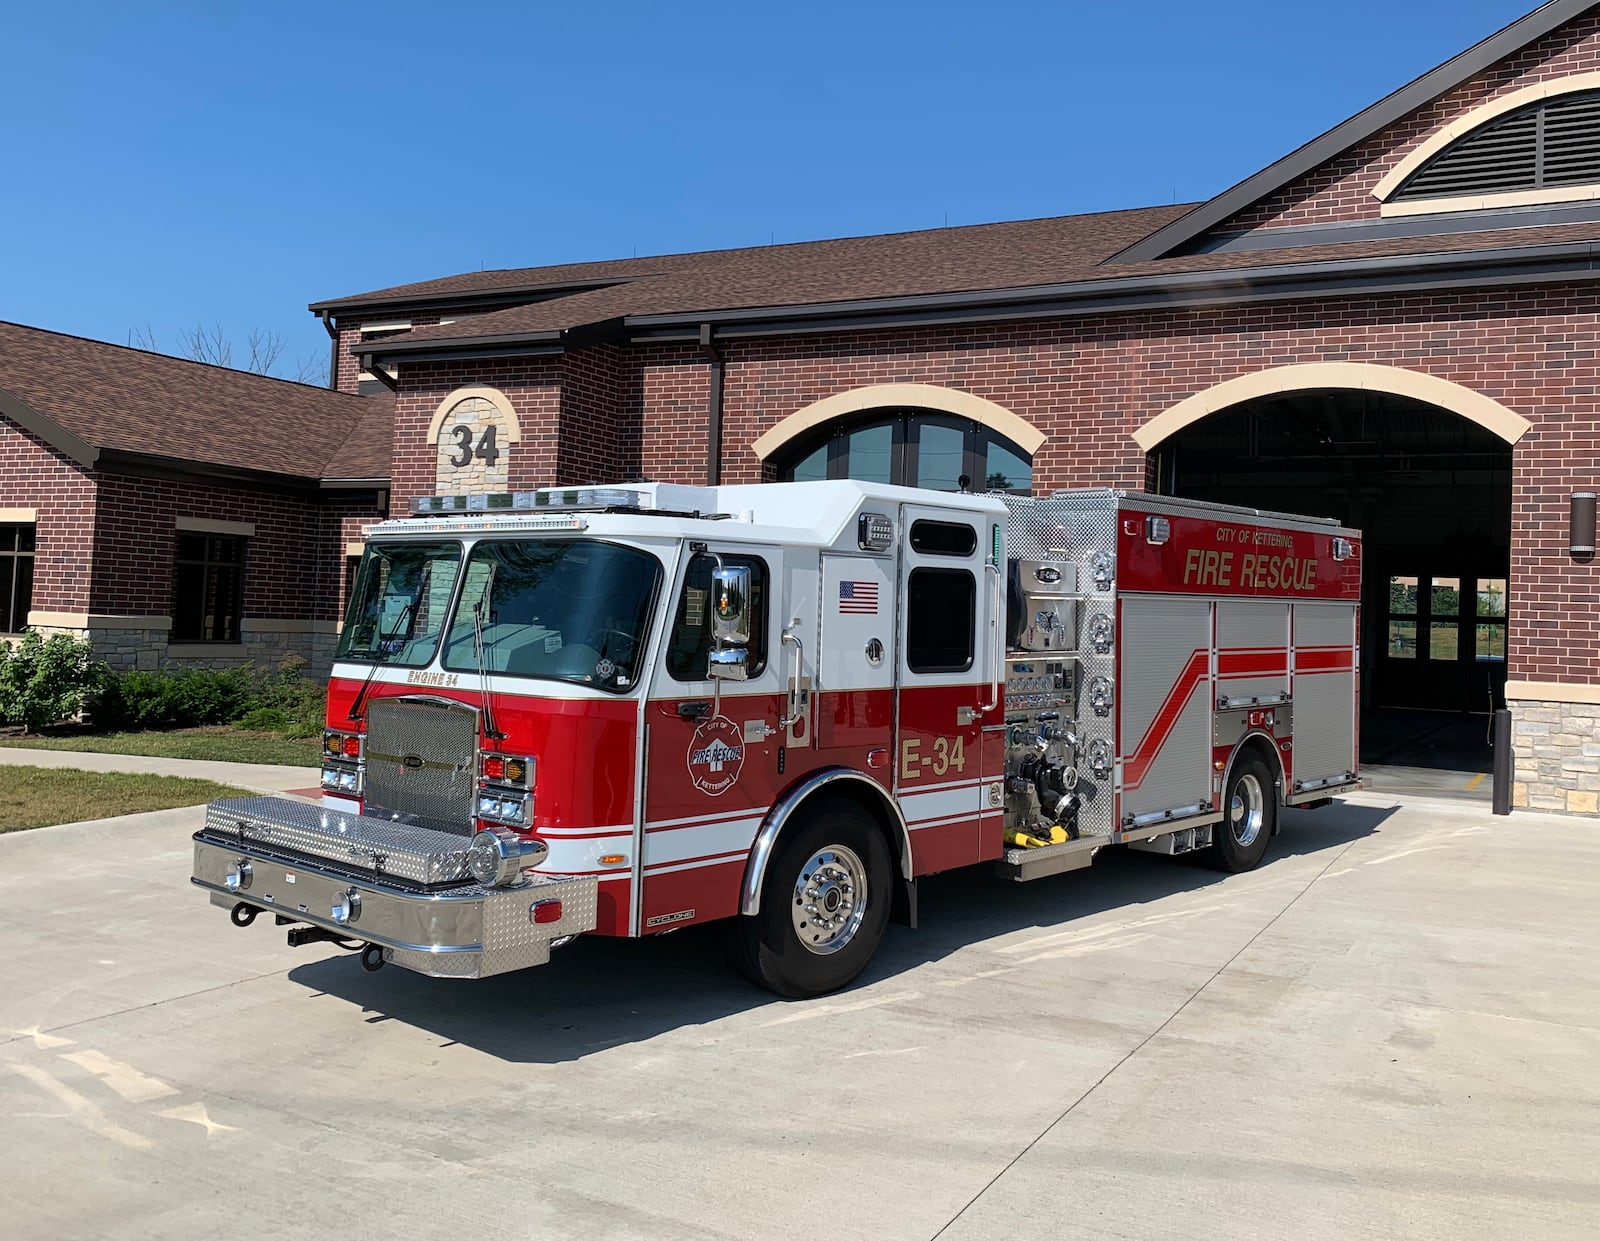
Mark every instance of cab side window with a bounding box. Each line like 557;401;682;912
668;553;770;681
906;567;975;673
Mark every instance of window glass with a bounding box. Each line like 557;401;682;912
790;443;828;483
0;524;35;633
441;540;661;692
845;423;894;485
1477;579;1507;619
1431;577;1461;617
1389;576;1418;615
909;520;977;557
667;554;769;682
337;541;462;666
172;535;245;642
1388;619;1418;659
1429;621;1459;661
907;568;975;673
985;438;1032;493
916;422;966;491
1476;622;1507;662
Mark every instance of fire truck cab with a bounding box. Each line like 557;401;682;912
191;481;1361;997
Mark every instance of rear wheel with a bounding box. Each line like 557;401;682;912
1212;755;1276;873
732;797;892;998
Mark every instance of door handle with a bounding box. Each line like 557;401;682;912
677;700;711;720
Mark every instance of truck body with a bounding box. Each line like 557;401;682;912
191;481;1361;996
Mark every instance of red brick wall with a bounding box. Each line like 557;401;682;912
332;313;445;395
560;344;636;484
571;284;1594;688
387;357;563;513
90;476;326;619
635;343;711;483
1215;11;1600;234
0;417;96;616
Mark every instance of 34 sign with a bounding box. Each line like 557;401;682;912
433;393;514;493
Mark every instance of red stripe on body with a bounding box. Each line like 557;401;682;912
1122;650;1209;791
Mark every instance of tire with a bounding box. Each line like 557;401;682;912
1212;754;1276;873
732;796;892;999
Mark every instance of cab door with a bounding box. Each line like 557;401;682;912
640;545;786;933
894;505;1002;874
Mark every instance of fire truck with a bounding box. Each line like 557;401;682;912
191;481;1361;997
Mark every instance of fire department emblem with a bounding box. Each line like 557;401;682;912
687;714;745;797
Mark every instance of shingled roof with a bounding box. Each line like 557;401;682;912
0;321;391;486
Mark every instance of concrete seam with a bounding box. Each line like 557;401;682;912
927;838;1362;1240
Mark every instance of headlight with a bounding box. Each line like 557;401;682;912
465;829;549;888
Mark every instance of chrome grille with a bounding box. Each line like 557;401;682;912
363;697;479;836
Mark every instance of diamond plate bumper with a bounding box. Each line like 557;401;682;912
192;797;598;979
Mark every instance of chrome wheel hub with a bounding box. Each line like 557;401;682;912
1230;773;1265;847
791;844;868;956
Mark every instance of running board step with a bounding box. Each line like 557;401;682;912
996;836;1102;882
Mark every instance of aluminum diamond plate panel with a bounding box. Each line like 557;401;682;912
203;796;473;886
1003;491;1119;842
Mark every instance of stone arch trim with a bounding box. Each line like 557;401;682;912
1373;71;1600;208
750;383;1045;463
1133;363;1532;453
424;385;524;446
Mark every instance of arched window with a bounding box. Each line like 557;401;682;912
777;409;1033;494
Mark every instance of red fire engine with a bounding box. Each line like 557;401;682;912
192;482;1361;997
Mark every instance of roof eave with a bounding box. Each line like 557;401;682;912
1111;0;1599;264
623;240;1600;339
309;278;641;318
0;386;99;469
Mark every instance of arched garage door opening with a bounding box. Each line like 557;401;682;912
1147;384;1514;772
776;408;1034;494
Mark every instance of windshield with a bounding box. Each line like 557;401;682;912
336;542;463;666
441;539;661;692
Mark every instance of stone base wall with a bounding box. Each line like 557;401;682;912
1511;699;1600;815
30;623;337;680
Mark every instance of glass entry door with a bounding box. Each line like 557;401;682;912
1381;571;1507;712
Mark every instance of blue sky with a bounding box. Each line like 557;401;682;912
0;1;1537;380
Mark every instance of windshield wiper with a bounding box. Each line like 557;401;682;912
472;564;506;740
347;600;413;724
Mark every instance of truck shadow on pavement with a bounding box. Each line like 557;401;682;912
287;799;1402;1063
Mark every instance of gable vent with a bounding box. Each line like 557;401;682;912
1396;90;1600;201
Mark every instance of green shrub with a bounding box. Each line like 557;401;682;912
234;706;290;732
242;656;324;738
93;664;255;730
0;632;109;733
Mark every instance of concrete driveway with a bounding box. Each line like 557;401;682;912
1;793;1596;1240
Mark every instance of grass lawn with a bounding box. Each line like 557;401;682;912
0;766;250;832
0;726;320;767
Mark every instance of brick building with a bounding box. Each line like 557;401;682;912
6;1;1600;812
0;321;391;671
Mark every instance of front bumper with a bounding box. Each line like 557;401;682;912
192;796;597;979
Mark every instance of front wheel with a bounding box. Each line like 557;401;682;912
732;797;892;998
1212;755;1276;873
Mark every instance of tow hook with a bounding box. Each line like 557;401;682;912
230;902;259;928
359;943;385;972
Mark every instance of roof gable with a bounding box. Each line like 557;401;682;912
0;321;391;486
1114;0;1600;261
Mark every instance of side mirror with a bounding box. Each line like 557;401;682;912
711;566;751;643
708;564;752;682
708;646;749;681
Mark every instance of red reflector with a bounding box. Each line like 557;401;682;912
342;736;362;758
532;900;563;924
483;756;506;780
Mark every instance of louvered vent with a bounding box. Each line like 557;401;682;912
1396;90;1600;201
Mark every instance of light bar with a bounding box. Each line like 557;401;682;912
403;514;588;534
414;487;645;515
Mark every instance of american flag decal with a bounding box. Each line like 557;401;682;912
838;580;879;615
